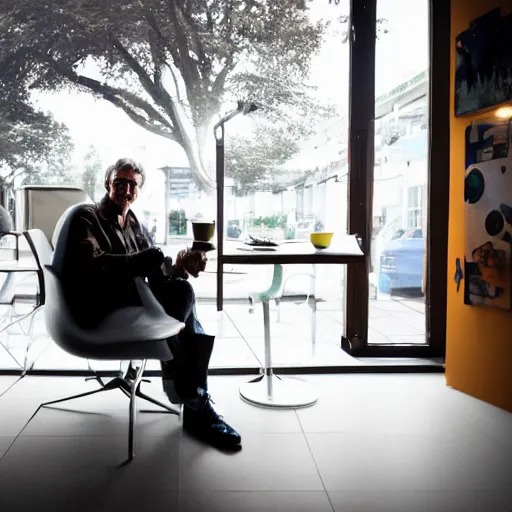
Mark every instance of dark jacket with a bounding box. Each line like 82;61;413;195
61;195;165;327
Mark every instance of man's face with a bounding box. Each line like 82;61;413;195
106;168;142;211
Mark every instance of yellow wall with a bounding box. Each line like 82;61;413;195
446;0;512;412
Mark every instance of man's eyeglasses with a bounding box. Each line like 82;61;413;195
112;178;140;190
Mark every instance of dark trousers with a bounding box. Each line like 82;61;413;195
150;277;214;398
165;332;214;397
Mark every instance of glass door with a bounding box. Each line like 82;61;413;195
343;0;442;356
368;0;430;347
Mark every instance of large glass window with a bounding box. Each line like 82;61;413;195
214;0;351;367
0;0;353;371
0;0;435;372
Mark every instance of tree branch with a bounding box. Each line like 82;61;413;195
142;9;183;102
165;0;202;96
108;31;184;135
176;2;211;78
45;58;179;141
212;55;235;97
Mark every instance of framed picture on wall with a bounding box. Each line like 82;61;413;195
464;118;512;310
455;8;512;116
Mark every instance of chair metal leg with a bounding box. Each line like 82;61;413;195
0;304;41;336
128;360;146;461
26;361;178;462
85;361;106;387
41;384;113;408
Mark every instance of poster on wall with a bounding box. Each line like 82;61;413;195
464;118;512;310
455;8;512;116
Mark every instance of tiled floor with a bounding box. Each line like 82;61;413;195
0;373;511;511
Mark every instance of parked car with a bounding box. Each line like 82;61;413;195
379;228;424;293
227;220;241;239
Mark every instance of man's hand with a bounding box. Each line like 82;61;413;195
130;247;165;277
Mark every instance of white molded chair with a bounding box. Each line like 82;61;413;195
30;203;185;461
24;228;54;307
0;228;53;357
0;229;52;362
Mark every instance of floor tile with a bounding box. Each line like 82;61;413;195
384;334;426;344
0;376;19;396
179;491;333;512
367;328;391;344
307;431;512;492
179;433;323;491
369;317;422;336
0;436;14;459
370;299;415;312
0;399;41;436
296;374;456;434
209;337;261;368
0;485;98;512
0;433;181;492
400;299;426;314
328;491;512;512
368;303;393;319
204;376;304;434
92;489;179;511
0;376;96;400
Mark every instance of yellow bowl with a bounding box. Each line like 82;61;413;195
310;232;333;249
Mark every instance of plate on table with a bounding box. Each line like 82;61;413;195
237;246;277;252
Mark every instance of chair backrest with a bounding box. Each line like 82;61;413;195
44;204;180;361
23;229;54;305
43;265;86;354
25;229;53;268
51;203;90;276
15;186;92;245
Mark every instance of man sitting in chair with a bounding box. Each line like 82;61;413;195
61;157;241;450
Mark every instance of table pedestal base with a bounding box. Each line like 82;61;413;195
239;374;318;408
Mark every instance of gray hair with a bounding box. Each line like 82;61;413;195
104;158;145;188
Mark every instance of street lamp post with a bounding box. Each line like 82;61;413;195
214;101;259;311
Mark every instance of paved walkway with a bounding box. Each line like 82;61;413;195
0;261;426;372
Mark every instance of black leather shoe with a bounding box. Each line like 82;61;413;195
183;399;241;449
